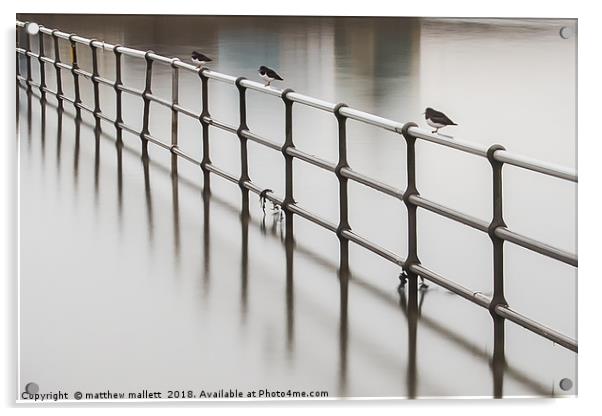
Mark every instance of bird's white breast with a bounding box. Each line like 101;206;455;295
426;118;445;129
260;73;273;81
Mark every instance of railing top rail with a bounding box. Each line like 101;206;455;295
17;19;578;184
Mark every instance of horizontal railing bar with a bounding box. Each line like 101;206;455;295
117;84;144;97
407;126;490;158
495;304;577;352
74;68;93;79
56;62;71;71
96;111;114;124
203;116;238;135
339;107;403;133
172;147;201;166
205;163;239;184
287;204;338;233
95;76;116;88
40;56;54;65
340;167;404;200
146;93;173;109
240;79;283;97
143;133;171;151
173;104;199;119
202;69;237;85
341;230;405;267
172;59;200;73
17;76;36;87
70;34;90;45
286;92;336;112
286;147;337;172
495;227;577;267
242;180;283;202
243;179;340;235
41;86;58;96
116;122;141;137
147;52;175;66
48;30;69;40
494;149;578;182
410;264;492;309
114;45;146;59
59;94;76;105
75;102;94;114
409;194;490;233
241;130;283;152
37;26;115;52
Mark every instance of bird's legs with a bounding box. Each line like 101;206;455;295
265;80;271;87
432;127;440;134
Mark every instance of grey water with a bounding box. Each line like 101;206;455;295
17;15;577;398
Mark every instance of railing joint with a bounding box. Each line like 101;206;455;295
400;121;417;137
486;144;506;167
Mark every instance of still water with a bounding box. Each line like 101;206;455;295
17;15;577;398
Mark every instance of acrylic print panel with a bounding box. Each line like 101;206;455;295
16;14;577;401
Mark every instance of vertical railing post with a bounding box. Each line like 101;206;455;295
334;103;351;396
68;34;82;118
486;144;508;397
170;59;180;172
487;144;508;312
235;77;250;210
51;30;64;111
334;103;351;273
16;24;20;124
281;88;297;360
37;27;47;100
23;23;32;92
16;24;20;79
199;69;211;193
88;39;102;130
113;45;123;144
281;88;295;233
140;51;155;157
401;122;421;293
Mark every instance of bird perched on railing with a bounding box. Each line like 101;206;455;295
424;107;457;134
191;51;212;68
258;65;283;87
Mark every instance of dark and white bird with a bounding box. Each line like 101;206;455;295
191;51;212;68
424;107;457;134
258;65;283;87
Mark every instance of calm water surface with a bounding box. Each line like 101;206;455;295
17;15;577;398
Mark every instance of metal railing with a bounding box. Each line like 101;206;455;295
15;20;578;353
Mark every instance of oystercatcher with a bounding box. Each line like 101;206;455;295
424;107;457;134
258;65;283;87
